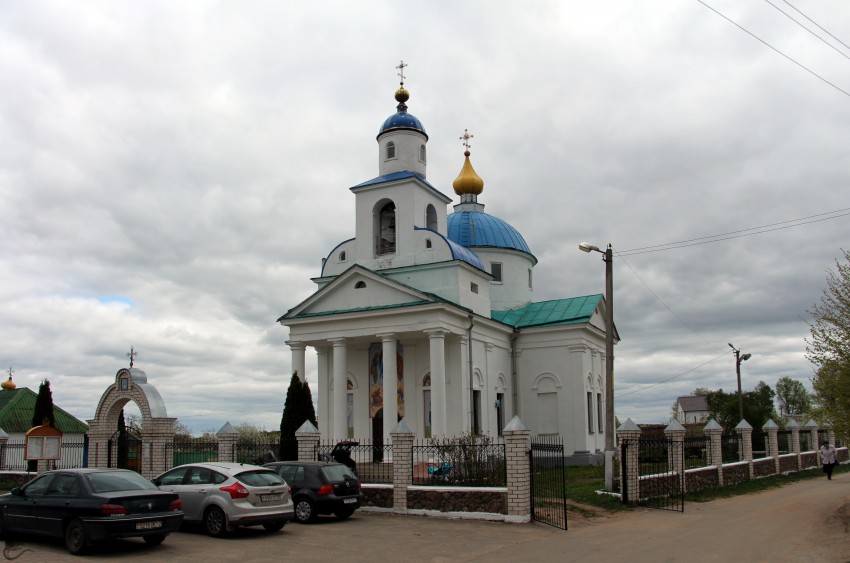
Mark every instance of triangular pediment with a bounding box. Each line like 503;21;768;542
279;265;438;321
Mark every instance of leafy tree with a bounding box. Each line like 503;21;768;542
774;377;812;418
279;372;318;460
704;381;778;430
31;379;55;428
172;419;193;439
807;249;850;441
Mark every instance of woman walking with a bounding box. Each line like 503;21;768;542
820;441;837;480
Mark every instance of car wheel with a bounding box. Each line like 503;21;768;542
204;506;228;538
143;533;167;546
65;519;88;555
335;508;355;520
262;520;286;532
294;498;317;524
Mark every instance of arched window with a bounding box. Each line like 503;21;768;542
386;141;396;159
425;239;432;249
339;251;346;262
376;201;396;255
425;204;437;230
354;281;366;289
419;144;426;163
422;373;432;438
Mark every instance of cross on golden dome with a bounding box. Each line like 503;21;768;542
459;129;474;151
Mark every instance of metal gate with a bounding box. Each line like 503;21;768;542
530;435;568;529
621;438;684;512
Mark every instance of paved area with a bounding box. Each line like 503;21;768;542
5;473;849;562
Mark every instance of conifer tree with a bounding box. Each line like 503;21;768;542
31;379;55;428
279;372;318;460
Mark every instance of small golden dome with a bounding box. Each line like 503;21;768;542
395;87;410;104
2;376;16;391
452;150;484;196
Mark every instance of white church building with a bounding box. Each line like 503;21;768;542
278;70;617;462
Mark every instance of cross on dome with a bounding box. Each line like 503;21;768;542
460;128;474;152
396;60;407;86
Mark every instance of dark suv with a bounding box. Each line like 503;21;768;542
264;461;363;523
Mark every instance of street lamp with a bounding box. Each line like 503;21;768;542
728;343;752;422
579;242;615;491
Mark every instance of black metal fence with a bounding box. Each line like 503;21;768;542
234;440;280;466
622;438;684;512
411;439;506;487
168;439;219;466
778;430;791;454
721;433;740;463
530;435;567;530
752;432;768;459
315;440;393;484
800;431;811;452
0;440;86;471
684;435;708;469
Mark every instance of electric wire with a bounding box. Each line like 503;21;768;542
782;0;850;54
764;0;850;60
697;0;850;98
615;351;730;399
618;208;849;256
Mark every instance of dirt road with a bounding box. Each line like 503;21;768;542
7;472;849;562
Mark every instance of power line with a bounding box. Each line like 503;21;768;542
782;0;850;54
618;208;849;256
697;0;850;98
615;351;730;399
764;0;850;61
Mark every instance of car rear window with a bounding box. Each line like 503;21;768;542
87;471;159;493
236;470;285;486
322;464;357;482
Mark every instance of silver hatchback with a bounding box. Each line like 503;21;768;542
153;462;293;537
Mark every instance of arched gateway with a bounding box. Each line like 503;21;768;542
87;367;175;478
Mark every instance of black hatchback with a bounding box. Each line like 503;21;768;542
264;461;363;523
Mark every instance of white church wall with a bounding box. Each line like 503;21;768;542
378;130;427;177
473;248;536;310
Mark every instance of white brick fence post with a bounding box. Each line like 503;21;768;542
390;419;415;511
618;418;641;504
736;420;753;479
703;419;723;486
503;416;531;522
788;419;801;470
763;419;779;474
295;420;321;461
217;422;238;463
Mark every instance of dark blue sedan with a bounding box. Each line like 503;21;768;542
0;468;183;554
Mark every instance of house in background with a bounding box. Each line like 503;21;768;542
674;395;710;423
0;376;88;470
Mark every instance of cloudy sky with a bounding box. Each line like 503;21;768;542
2;1;848;434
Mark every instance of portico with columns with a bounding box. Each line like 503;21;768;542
278;65;617;462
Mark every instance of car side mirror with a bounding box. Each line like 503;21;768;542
151;478;160;486
10;487;22;497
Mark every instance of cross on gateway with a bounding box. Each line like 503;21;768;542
126;347;138;368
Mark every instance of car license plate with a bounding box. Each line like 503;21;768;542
261;494;281;502
343;498;356;504
136;521;162;530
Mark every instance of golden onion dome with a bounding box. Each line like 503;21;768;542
395;87;410;104
1;375;16;390
452;150;484;196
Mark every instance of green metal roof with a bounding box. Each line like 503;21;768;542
284;300;434;320
0;388;89;434
491;295;602;328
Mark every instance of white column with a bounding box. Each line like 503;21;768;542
316;347;330;436
330;338;348;441
380;334;398;444
460;335;471;434
427;330;447;438
288;341;306;382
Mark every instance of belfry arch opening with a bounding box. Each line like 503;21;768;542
375;200;396;255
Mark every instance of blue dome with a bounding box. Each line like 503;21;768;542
378;108;428;139
447;211;532;254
